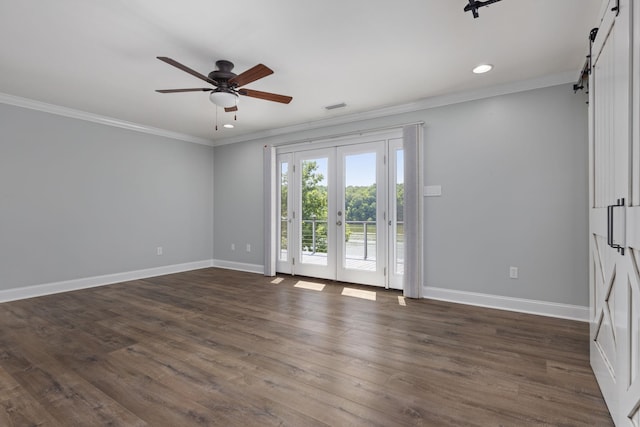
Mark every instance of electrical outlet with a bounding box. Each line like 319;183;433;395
157;246;163;256
231;243;235;251
246;244;251;252
509;266;518;279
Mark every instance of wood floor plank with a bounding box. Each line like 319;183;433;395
76;355;222;426
110;342;325;426
0;365;62;427
0;268;613;426
10;362;147;426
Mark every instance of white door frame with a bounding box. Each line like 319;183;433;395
388;137;404;290
274;129;406;289
292;148;337;280
336;140;387;286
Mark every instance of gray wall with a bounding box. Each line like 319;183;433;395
213;84;589;306
0;104;214;290
213;140;264;266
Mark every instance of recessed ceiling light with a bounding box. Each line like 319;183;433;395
473;64;493;74
223;124;234;129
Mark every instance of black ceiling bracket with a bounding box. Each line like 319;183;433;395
463;0;504;19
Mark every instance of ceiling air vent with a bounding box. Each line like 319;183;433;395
325;102;347;111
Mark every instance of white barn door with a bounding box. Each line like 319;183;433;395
589;5;622;413
590;1;639;425
621;1;640;424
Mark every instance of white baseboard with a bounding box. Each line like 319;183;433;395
423;286;589;322
1;264;588;323
211;259;264;274
0;259;214;303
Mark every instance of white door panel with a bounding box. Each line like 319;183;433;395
590;12;619;414
293;149;336;280
336;141;386;286
624;0;640;421
590;1;639;425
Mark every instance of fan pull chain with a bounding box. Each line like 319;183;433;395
215;106;218;131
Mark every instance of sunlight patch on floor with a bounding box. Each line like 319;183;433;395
271;277;285;284
294;281;326;291
398;296;406;306
342;287;376;301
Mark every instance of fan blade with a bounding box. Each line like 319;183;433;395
229;64;273;87
238;88;292;104
224;106;238;112
157;57;217;86
156;88;213;93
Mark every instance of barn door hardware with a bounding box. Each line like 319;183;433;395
463;0;503;19
611;0;620;16
588;28;598;73
573;28;598;97
573;60;588;93
607;198;625;255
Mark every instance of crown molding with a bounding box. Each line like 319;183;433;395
214;71;576;146
0;70;576;148
0;92;214;146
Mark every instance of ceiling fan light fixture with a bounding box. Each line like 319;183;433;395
472;64;493;74
209;90;239;108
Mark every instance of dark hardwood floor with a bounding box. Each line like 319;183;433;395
0;268;612;426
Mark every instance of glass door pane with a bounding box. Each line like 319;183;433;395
337;141;386;286
300;157;329;266
276;154;292;274
279;161;289;262
395;148;404;276
294;149;336;280
388;138;404;290
344;152;377;272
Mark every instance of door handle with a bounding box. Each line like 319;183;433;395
607;198;625;255
337;220;342;226
607;204;613;247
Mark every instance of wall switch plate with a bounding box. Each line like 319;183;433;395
157;246;163;256
509;266;518;279
246;244;251;252
424;185;442;197
231;243;235;251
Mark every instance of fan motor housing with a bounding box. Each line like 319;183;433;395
208;60;237;86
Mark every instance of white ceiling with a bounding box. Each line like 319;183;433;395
0;0;603;145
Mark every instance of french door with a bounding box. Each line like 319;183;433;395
589;1;640;425
276;133;404;289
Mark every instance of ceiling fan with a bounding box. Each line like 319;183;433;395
155;57;293;112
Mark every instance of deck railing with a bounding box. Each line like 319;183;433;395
280;218;403;260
